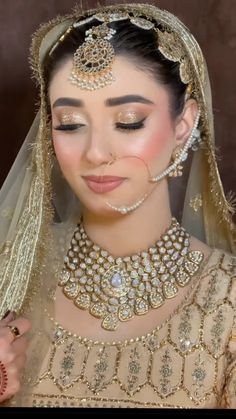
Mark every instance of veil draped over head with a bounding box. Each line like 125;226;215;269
0;3;235;404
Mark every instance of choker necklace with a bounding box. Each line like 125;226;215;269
59;218;204;331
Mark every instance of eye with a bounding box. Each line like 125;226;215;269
53;123;85;132
116;117;146;132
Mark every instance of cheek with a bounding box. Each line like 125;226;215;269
53;137;82;172
140;132;168;162
124;115;174;165
128;130;172;166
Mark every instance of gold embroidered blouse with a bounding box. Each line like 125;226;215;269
21;249;236;408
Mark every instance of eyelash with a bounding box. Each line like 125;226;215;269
54;118;147;132
116;118;146;132
54;124;85;131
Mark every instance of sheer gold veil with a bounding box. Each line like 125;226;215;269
0;3;235;405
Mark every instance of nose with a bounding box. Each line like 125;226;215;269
84;130;114;166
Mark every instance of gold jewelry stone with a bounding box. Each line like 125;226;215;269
59;218;204;331
6;325;21;339
69;23;116;90
168;147;184;178
56;11;193;91
155;28;191;84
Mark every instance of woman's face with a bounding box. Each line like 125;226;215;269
49;57;178;216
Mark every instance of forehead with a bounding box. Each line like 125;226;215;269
49;56;170;106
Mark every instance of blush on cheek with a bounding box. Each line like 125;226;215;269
53;138;81;170
139;131;171;163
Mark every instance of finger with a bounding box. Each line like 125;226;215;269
0;311;15;326
1;310;11;320
11;335;28;356
14;354;27;372
0;336;28;369
5;318;31;343
0;360;8;396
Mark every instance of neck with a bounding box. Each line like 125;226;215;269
82;180;173;257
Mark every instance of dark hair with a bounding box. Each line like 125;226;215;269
44;20;186;118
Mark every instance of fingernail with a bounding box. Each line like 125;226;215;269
2;310;10;319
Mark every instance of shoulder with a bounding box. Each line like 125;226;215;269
190;235;235;278
190;235;214;262
190;237;236;320
190;246;236;360
189;235;236;299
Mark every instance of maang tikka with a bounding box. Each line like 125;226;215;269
69;22;116;90
49;11;196;92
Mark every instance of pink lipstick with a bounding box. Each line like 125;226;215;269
83;175;126;194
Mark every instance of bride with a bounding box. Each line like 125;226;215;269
0;2;235;408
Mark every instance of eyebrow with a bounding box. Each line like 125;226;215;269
52;97;84;108
52;95;154;109
105;95;154;106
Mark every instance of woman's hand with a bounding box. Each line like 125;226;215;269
0;311;31;403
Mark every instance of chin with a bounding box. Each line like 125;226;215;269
81;199;123;219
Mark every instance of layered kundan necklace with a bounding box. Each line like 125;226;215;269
59;218;203;331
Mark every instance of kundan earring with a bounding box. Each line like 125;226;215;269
168;146;184;178
149;111;201;183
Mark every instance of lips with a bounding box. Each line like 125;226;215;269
83;175;127;194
